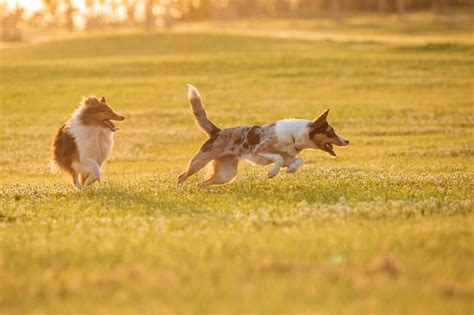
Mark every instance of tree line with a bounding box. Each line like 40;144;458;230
2;0;473;41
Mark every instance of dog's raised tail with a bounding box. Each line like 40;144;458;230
187;84;220;137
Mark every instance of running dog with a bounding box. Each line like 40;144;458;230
51;96;125;189
178;85;349;187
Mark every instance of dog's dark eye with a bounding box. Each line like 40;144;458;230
326;130;335;138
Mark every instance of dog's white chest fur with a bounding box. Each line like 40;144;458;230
70;119;113;166
274;119;310;155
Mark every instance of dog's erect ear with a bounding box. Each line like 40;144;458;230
82;96;92;106
312;109;329;127
100;96;107;103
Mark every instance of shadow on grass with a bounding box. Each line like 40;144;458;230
1;168;470;219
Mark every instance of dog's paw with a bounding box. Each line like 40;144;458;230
287;159;304;173
287;164;302;173
287;166;298;173
267;170;279;179
198;182;210;189
177;174;187;186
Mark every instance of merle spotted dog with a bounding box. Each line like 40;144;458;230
178;85;349;187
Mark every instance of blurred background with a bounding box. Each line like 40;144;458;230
1;0;473;42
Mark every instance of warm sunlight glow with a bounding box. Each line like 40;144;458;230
4;0;42;12
2;0;86;13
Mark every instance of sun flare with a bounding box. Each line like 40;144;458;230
1;0;86;13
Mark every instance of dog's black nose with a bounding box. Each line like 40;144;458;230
345;140;350;145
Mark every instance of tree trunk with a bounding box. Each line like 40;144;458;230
145;0;155;28
397;0;406;21
331;0;342;22
432;0;440;14
442;0;450;16
2;9;23;41
65;0;74;32
126;2;136;24
433;0;450;15
161;1;174;30
378;0;388;15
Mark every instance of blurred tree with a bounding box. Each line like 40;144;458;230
65;0;75;31
432;0;451;15
274;0;291;16
125;0;136;24
195;0;212;20
3;0;473;34
297;0;321;17
84;0;106;30
331;0;343;21
2;7;23;41
160;0;175;29
43;0;59;26
145;0;155;28
109;0;120;25
397;0;406;20
378;0;388;14
234;0;260;18
433;0;441;13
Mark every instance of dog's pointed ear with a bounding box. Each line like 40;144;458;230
312;109;329;127
82;96;92;106
100;96;107;103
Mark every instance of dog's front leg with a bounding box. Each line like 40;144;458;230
287;156;304;173
79;158;101;187
73;173;82;190
259;153;284;179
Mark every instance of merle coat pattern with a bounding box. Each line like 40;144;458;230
178;85;349;187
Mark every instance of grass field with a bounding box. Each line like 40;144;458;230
0;15;473;314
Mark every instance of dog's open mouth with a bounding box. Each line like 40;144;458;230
103;119;119;132
324;142;336;156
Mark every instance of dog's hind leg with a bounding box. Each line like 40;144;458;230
178;150;216;186
199;156;239;188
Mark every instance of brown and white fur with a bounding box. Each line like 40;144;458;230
178;85;349;188
51;96;125;189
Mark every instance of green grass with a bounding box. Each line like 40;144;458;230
0;16;473;314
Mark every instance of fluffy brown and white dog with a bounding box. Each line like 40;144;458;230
178;85;349;187
51;96;125;189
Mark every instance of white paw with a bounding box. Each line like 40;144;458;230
287;165;299;173
287;159;304;173
267;168;280;179
74;178;82;190
84;175;99;187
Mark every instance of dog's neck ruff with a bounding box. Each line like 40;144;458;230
69;111;113;166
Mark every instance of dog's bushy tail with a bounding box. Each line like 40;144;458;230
187;84;220;137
